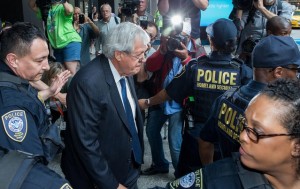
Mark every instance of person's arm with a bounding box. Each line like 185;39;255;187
138;89;171;110
157;0;169;15
145;48;166;72
86;15;100;37
279;1;293;20
192;0;209;11
198;138;214;165
254;0;276;19
28;0;39;13
30;70;71;105
63;1;74;15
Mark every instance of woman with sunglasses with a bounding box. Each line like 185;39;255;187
154;79;300;189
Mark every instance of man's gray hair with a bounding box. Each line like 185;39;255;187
102;22;150;59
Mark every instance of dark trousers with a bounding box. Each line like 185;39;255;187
176;125;202;178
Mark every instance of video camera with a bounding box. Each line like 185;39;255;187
242;36;260;53
121;0;140;16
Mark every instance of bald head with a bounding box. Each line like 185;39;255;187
266;16;292;36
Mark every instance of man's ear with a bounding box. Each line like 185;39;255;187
291;139;300;157
5;53;18;68
273;67;284;79
115;51;122;62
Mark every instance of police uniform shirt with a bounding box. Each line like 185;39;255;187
200;80;266;159
0;61;45;157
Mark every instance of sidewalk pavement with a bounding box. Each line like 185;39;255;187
48;126;175;189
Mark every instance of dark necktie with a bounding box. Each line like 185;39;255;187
120;78;142;164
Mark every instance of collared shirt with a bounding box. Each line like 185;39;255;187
108;59;137;130
95;16;120;46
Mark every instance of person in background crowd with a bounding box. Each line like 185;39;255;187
235;0;293;55
94;3;120;56
266;15;292;36
199;35;300;166
47;0;81;76
73;7;100;66
134;21;159;121
158;0;208;44
61;22;150;189
139;18;252;178
88;5;97;20
0;22;71;188
238;15;292;68
141;13;208;176
137;0;154;21
154;9;163;34
41;61;71;131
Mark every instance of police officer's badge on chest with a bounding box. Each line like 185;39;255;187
2;110;28;142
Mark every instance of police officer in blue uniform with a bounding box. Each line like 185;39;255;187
140;18;252;177
199;35;300;165
151;79;300;189
0;22;71;188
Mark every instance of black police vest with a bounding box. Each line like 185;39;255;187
216;87;251;158
166;153;273;189
191;56;242;123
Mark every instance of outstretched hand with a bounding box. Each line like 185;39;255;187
49;70;71;96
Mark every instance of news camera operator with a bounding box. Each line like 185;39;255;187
234;0;293;55
158;0;208;44
141;19;200;176
120;0;153;29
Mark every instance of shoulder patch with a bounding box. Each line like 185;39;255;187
60;183;73;189
180;172;196;187
2;110;28;142
168;169;203;188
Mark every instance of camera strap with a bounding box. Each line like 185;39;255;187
114;16;119;25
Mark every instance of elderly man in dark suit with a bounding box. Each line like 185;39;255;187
61;22;150;189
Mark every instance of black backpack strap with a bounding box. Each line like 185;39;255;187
114;16;119;24
0;149;40;189
232;153;273;189
277;0;282;15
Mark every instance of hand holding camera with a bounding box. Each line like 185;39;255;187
79;14;85;24
173;42;189;61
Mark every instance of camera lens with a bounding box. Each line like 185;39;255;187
167;38;181;52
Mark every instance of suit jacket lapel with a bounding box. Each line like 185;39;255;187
101;56;130;132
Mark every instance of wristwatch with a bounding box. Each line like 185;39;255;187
145;99;151;106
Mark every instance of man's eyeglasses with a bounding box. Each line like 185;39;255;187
127;52;147;62
238;117;299;143
281;66;300;73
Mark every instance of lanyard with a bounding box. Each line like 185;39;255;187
52;97;64;117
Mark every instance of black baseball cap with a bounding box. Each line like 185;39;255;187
252;35;300;68
206;18;237;47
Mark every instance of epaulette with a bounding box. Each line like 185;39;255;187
196;55;209;64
